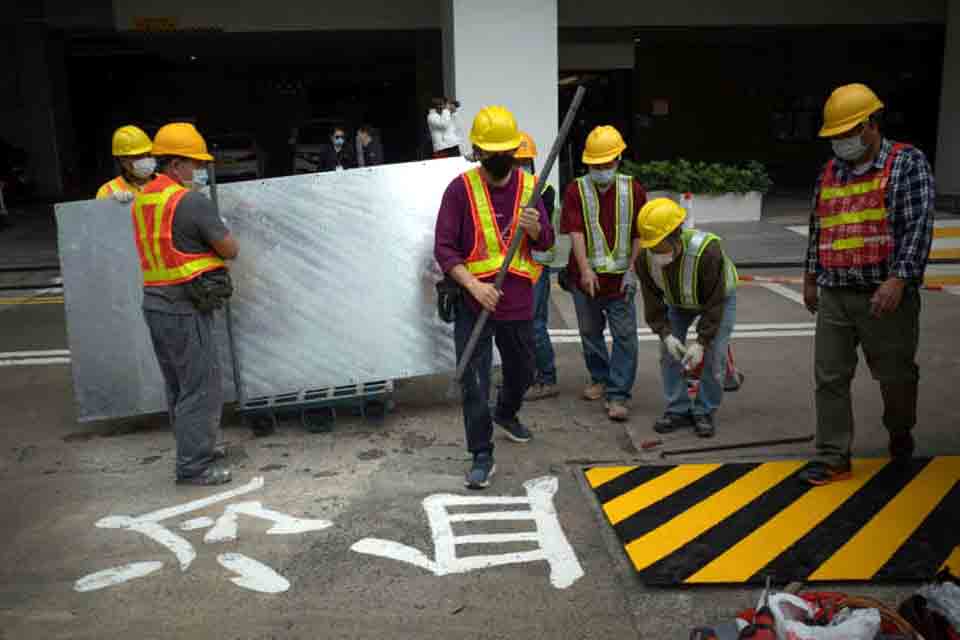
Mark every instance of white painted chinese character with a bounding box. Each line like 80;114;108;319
74;477;332;594
351;476;584;589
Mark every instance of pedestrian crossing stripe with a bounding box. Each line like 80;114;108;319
585;457;960;585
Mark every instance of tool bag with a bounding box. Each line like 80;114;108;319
436;275;462;323
185;268;234;313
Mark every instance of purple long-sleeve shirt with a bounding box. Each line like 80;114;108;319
434;169;555;321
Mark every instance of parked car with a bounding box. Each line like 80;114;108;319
290;118;348;174
208;132;264;182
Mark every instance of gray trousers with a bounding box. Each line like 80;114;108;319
144;310;222;479
814;286;921;467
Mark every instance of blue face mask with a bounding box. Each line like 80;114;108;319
191;167;209;188
333;136;345;148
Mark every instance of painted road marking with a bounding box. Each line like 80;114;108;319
758;282;805;306
0;295;63;305
0;349;71;368
585;457;960;585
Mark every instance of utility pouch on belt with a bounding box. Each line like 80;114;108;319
186;268;234;313
557;267;572;292
436;275;462;324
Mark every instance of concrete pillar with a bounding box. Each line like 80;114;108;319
936;0;960;210
446;0;559;186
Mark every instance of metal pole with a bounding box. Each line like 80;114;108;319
207;149;246;406
451;86;587;389
660;435;814;458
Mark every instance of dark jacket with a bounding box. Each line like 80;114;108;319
359;138;384;167
318;144;356;172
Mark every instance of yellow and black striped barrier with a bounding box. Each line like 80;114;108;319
585;457;960;585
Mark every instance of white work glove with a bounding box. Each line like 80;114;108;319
111;190;134;203
662;335;687;362
620;269;638;294
682;342;705;372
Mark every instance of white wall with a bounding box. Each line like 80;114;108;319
558;0;946;26
936;0;960;198
449;0;560;189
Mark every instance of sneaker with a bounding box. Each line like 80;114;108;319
653;412;695;434
606;400;629;422
177;464;232;486
889;432;915;467
583;383;604;401
525;383;559;401
694;414;715;438
798;461;852;486
465;452;496;489
494;415;533;443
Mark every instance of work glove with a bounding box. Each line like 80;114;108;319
620;269;637;294
682;342;705;372
662;335;687;362
111;190;134;203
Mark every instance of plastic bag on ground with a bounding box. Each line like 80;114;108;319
919;582;960;630
782;607;881;640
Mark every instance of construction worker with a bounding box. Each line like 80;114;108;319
133;122;239;486
434;106;555;489
799;83;935;486
636;197;739;438
561;125;646;422
515;132;560;401
96;125;156;201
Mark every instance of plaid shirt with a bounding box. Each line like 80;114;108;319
806;139;936;288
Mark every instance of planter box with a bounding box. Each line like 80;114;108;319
647;191;763;224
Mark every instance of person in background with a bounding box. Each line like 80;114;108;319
318;126;355;172
428;97;465;159
356;124;384;167
514;132;559;401
96;125;156;202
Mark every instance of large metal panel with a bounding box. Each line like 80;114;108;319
56;157;472;421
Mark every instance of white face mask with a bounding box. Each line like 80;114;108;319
589;167;616;186
191;167;209;188
651;250;675;267
831;134;868;162
131;157;156;179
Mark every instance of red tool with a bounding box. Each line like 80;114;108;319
739;576;776;639
640;439;663;450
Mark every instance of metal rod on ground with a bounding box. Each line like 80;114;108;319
660;435;814;458
450;86;587;393
207;153;246;407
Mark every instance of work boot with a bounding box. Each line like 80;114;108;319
177;464;232;486
798;460;852;486
494;415;533;443
694;414;716;438
653;412;695;434
889;432;915;467
583;383;604;401
465;451;496;490
606;400;629;422
525;383;559;401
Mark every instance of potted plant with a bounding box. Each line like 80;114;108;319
620;158;772;223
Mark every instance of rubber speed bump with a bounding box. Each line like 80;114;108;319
585;457;960;585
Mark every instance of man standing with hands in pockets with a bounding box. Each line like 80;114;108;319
434;105;555;489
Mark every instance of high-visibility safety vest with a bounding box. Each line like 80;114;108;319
816;143;906;269
531;181;559;266
131;174;225;287
462;168;542;283
96;176;140;200
646;229;738;310
576;173;633;274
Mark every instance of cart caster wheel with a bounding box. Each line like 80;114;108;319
247;413;277;438
302;407;335;433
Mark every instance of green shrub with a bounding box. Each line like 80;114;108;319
620;158;772;194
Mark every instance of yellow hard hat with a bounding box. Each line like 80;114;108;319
818;83;884;138
514;131;538;159
112;125;152;157
470;106;523;152
582;125;626;165
637;198;687;249
151;122;214;161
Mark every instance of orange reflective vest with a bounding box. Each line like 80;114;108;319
462;168;542;282
131;174;225;287
816;144;906;269
96;176;140;200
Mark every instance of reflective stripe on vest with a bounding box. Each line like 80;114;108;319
462;168;542;282
815;144;905;269
131;175;225;287
576;174;633;274
645;229;737;309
